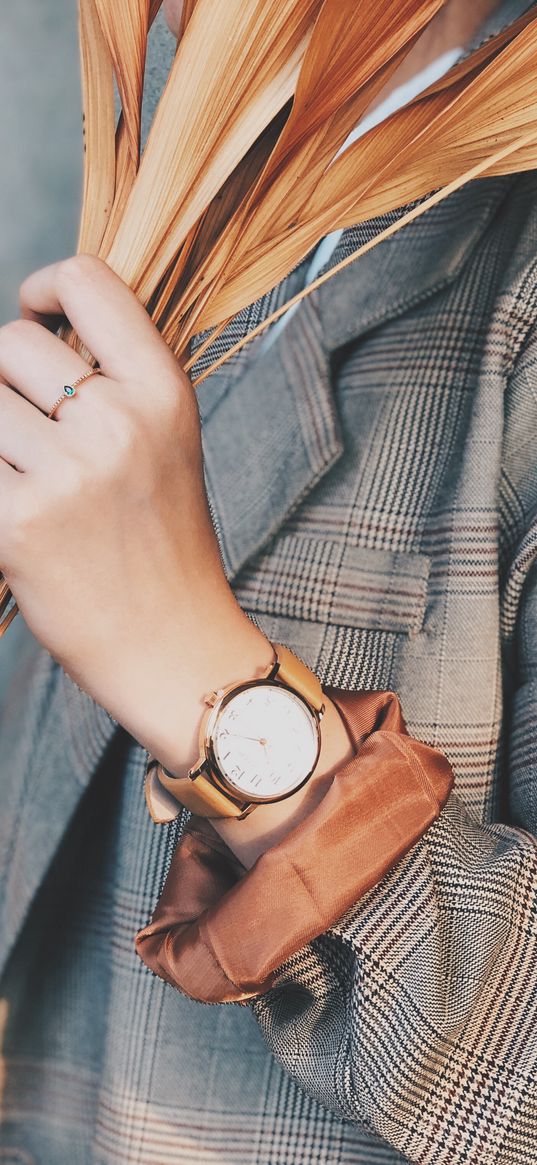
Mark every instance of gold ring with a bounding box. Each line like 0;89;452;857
47;367;102;420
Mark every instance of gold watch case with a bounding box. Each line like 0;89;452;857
151;641;326;821
192;677;323;806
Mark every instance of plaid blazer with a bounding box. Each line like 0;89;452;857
2;7;537;1164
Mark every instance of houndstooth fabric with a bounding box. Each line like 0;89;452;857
2;4;537;1163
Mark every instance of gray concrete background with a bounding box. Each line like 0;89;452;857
0;3;83;325
0;2;83;698
0;4;174;700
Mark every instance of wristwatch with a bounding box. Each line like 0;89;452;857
145;642;325;821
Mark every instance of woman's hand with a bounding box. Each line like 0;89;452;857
0;254;272;773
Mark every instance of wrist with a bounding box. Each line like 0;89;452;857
104;592;274;775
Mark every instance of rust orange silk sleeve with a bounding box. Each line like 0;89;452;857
135;688;454;1003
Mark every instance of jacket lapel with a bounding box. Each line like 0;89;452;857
317;177;513;353
201;177;513;584
200;293;345;581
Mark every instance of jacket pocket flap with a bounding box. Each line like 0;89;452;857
233;534;430;636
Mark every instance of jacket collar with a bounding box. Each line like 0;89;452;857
199;292;344;581
468;0;536;48
201;175;513;582
317;177;512;352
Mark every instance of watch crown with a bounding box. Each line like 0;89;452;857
204;688;224;707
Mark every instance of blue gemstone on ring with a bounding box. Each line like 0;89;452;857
63;384;76;397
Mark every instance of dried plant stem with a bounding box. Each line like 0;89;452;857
0;580;18;639
191;125;537;387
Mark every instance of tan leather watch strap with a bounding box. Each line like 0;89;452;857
271;643;324;714
146;758;248;821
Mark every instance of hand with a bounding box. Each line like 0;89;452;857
0;254;271;771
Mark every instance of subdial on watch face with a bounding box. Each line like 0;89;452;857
212;684;319;800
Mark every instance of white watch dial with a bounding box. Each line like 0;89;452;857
211;684;320;801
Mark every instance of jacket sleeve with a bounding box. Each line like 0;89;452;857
136;687;454;1002
136;561;537;1162
251;553;537;1165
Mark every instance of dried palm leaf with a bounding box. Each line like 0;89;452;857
190;15;537;330
0;578;18;635
183;6;537;365
77;0;116;255
105;0;324;294
192;126;537;384
160;0;448;345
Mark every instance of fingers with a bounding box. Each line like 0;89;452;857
19;255;172;383
0;319;96;415
0;382;54;470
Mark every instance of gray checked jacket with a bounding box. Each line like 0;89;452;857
1;4;537;1163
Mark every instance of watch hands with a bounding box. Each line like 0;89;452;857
225;732;268;745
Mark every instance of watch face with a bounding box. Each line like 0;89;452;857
211;683;320;801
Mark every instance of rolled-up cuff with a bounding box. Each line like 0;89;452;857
135;687;453;1003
